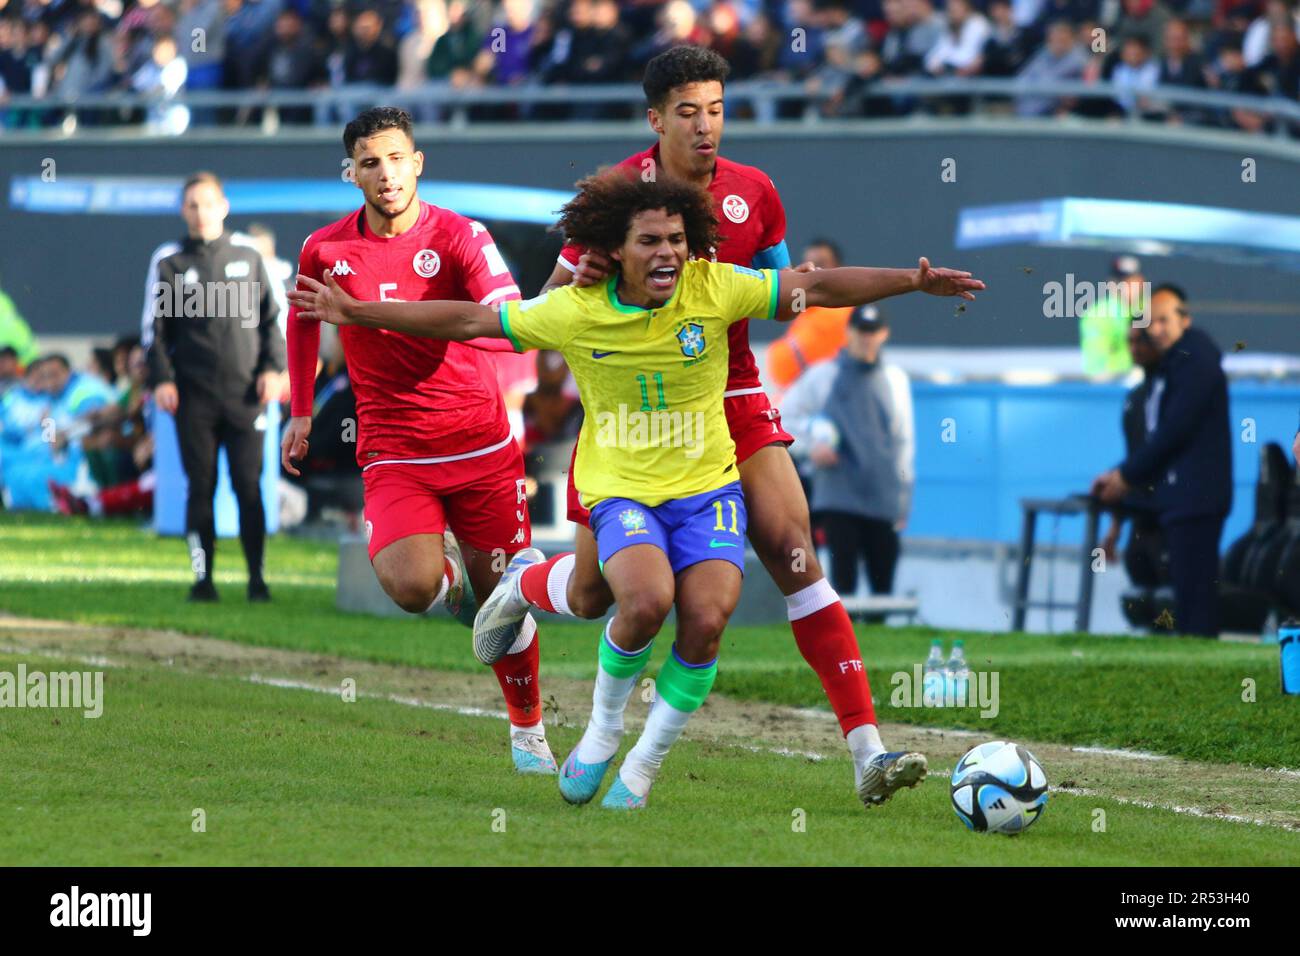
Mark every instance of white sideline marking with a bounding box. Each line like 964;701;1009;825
0;644;116;668
1055;787;1296;830
4;644;1296;829
247;675;828;762
246;674;509;721
738;744;827;761
803;708;1185;765
1071;746;1168;761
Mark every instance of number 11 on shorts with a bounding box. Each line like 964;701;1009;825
713;499;739;535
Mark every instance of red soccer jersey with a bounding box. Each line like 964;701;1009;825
289;201;522;466
557;143;788;393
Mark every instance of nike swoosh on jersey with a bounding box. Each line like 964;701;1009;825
708;540;738;549
591;349;620;359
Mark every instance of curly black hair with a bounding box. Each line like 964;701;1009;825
643;45;731;111
343;106;414;157
556;171;720;258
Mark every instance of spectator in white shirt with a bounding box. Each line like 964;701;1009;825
925;0;992;75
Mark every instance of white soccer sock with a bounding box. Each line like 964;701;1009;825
545;553;576;617
618;696;694;798
575;621;645;764
847;723;885;767
510;721;546;738
784;578;839;621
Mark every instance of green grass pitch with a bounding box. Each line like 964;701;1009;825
1;513;1296;865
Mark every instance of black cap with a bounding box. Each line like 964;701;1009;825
848;303;887;332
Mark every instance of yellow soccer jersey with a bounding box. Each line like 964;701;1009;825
500;259;779;508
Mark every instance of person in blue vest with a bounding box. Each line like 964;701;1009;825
1092;284;1231;636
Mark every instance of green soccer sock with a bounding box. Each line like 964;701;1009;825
618;645;718;797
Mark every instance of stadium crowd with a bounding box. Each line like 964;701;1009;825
1;0;1298;132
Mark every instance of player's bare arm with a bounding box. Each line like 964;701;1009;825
774;256;986;321
289;271;506;342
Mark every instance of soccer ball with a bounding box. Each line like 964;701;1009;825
809;415;840;450
950;741;1048;835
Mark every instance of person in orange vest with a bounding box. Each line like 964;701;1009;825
766;238;854;393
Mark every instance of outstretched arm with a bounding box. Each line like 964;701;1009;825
774;257;985;321
288;271;507;342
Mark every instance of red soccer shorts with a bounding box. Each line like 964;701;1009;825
363;439;531;560
564;389;794;527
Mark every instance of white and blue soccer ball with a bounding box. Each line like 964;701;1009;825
950;741;1048;835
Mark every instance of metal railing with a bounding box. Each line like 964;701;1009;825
3;77;1299;138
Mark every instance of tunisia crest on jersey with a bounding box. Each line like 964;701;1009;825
721;194;749;224
412;249;440;278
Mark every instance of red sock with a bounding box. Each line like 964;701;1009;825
519;554;572;613
790;601;877;735
491;624;542;729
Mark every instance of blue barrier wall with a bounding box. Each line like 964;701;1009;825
151;401;281;538
908;381;1300;545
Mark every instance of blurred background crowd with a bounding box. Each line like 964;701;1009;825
1;0;1299;132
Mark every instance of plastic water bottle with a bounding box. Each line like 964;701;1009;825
923;640;946;707
946;640;971;706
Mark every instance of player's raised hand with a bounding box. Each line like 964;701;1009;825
289;271;357;326
572;250;613;287
914;257;986;301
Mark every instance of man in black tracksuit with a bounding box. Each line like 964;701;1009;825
142;171;286;602
1093;285;1232;636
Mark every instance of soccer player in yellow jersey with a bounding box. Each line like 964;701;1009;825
289;172;984;810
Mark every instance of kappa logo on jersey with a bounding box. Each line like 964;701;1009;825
413;249;440;278
722;194;750;224
329;260;355;276
364;520;373;542
619;509;649;535
225;260;251;279
677;322;706;359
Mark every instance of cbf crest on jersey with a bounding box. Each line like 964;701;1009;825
413;249;440;278
619;508;649;536
677;322;706;364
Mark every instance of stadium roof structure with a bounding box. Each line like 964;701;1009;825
954;197;1300;273
7;176;574;224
